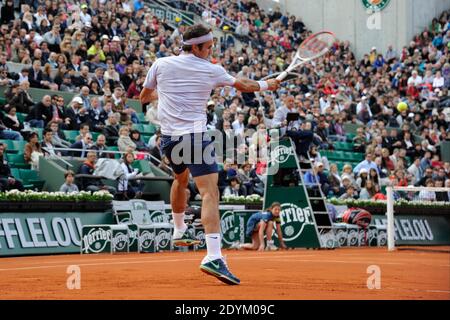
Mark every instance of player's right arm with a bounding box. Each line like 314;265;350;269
211;64;280;92
234;78;280;92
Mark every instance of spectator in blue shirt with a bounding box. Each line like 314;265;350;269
353;153;379;175
304;162;330;194
373;54;385;69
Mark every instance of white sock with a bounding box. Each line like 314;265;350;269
203;233;222;263
172;212;187;236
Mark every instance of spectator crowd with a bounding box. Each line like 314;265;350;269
0;0;449;202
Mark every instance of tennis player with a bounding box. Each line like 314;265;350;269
140;24;279;285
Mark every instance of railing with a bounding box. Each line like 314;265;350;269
0;85;143;113
43;146;173;174
41;146;73;168
145;0;195;26
6;61;91;80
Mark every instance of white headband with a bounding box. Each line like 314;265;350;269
182;32;213;45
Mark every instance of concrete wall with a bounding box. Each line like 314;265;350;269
256;0;450;59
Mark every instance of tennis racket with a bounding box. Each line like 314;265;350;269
262;71;302;82
276;31;336;82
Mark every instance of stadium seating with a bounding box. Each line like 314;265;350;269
0;139;16;153
16;113;27;124
346;133;356;142
334;142;354;152
91;132;100;142
132;124;144;133
10;168;20;180
63;130;79;143
143;124;157;135
32;128;43;140
136;113;148;124
18;169;45;190
107;146;121;159
11;140;27;153
132;160;154;176
7;153;30;169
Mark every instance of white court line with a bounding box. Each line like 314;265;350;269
0;253;318;268
266;258;405;266
2;249;448;266
0;257;202;272
383;287;450;294
0;254;203;266
0;254;448;272
0;254;320;271
0;255;410;272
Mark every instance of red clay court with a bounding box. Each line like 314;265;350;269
0;247;449;300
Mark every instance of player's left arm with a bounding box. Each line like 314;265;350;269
140;60;159;105
140;88;158;104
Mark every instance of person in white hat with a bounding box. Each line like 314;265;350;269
140;24;279;286
356;168;369;190
206;100;217;130
407;70;423;87
64;97;85;130
356;95;372;119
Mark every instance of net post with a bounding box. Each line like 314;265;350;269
386;186;395;251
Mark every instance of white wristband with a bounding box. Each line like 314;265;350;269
257;80;269;91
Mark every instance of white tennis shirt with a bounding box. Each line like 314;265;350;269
143;53;236;136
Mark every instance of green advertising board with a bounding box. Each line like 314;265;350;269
234;210;257;245
371;214;450;245
138;226;157;253
220;210;240;248
220;210;259;248
361;0;391;12
0;211;113;256
2;204;448;257
81;224;129;254
154;224;173;251
81;225;112;254
219;205;245;248
194;226;206;250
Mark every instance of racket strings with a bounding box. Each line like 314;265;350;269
300;34;335;58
